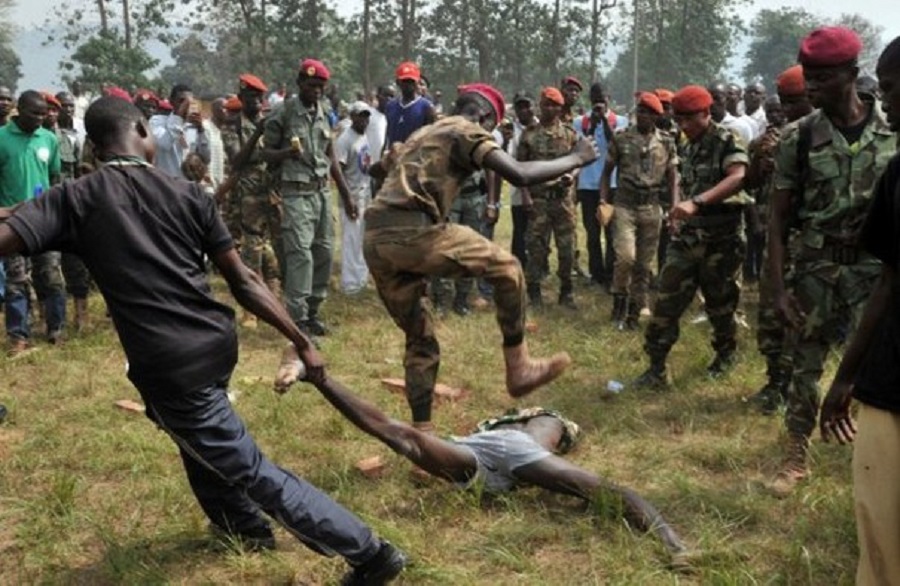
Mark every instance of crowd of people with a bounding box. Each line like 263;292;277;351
1;23;900;583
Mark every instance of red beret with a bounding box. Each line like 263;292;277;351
561;76;583;91
223;96;243;112
458;83;506;123
672;85;713;114
41;91;61;109
798;26;862;67
239;73;268;93
776;65;806;97
638;92;664;115
299;59;330;81
157;99;173;112
395;61;421;82
134;89;159;104
104;86;133;103
655;89;675;104
541;86;565;106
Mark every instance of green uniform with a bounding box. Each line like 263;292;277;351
223;115;280;285
516;120;578;300
55;127;92;300
364;116;515;423
644;122;748;364
772;97;896;441
609;126;678;312
264;97;334;325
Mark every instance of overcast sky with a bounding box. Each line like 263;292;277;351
11;0;900;91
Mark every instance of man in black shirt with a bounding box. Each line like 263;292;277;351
819;37;900;585
0;97;406;585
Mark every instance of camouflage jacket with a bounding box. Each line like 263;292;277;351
516;120;577;197
679;121;749;209
773;97;897;250
263;96;332;183
221;114;268;194
370;116;500;223
745;124;782;208
609;126;678;193
55;128;80;181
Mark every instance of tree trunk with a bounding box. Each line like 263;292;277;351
552;0;561;82
122;0;131;50
97;0;108;35
363;0;371;93
590;0;599;81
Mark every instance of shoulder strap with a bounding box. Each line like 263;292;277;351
796;114;815;188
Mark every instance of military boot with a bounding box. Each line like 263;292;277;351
558;284;577;310
624;297;641;330
527;283;543;309
748;357;790;415
611;294;627;329
634;357;669;390
504;341;572;398
767;434;810;498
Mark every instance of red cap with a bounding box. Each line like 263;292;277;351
458;83;506;122
672;85;713;114
798;26;862;67
134;89;159;104
224;96;243;112
299;59;330;81
239;73;268;93
41;91;61;110
561;76;583;91
541;86;565;106
638;92;664;115
395;61;421;82
158;99;173;112
104;86;133;103
655;89;675;104
777;65;806;97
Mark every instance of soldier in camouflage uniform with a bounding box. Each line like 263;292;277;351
635;85;749;388
767;27;898;496
601;93;679;330
262;59;357;338
363;83;596;428
517;87;580;309
744;67;814;414
431;171;487;316
222;74;281;329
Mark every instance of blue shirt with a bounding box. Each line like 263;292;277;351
575;113;628;190
385;96;433;148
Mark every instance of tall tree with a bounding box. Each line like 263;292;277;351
0;0;21;90
743;8;822;85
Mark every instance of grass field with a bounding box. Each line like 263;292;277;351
0;210;858;585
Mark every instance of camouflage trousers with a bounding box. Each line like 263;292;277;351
239;192;281;285
644;224;745;361
525;195;576;293
784;259;880;440
364;208;525;423
3;252;67;340
611;203;661;310
756;242;794;377
61;253;91;299
432;193;486;309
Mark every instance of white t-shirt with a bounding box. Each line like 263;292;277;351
335;128;372;199
721;113;755;146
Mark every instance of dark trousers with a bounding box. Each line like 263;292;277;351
510;204;529;269
142;380;379;563
578;189;614;284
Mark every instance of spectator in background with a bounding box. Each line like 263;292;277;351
152;84;211;179
384;62;436;150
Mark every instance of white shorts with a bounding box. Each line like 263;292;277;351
452;429;552;492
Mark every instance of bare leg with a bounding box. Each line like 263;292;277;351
512;455;687;555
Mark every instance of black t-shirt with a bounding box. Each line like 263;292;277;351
853;152;900;412
8;164;238;396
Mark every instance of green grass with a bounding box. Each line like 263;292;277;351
0;210;859;585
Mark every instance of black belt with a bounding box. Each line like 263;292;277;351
281;178;326;191
615;188;664;207
684;212;742;229
365;208;435;230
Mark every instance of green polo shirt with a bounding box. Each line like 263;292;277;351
0;119;61;207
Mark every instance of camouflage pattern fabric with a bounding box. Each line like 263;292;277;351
432;174;486;308
517;120;578;292
474;407;582;455
55;127;92;298
610;126;678;194
772;98;895;440
611;204;661;309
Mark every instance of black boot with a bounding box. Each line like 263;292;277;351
707;351;736;378
558;283;577;310
635;357;669;390
527;283;543;309
748;356;790;414
624;297;641;330
611;294;626;328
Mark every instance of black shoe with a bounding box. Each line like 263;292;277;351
746;386;782;415
452;302;470;317
707;353;735;378
209;523;277;552
558;294;578;310
303;317;329;337
634;365;669;390
0;404;7;424
341;540;408;586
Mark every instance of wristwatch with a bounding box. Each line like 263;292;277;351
690;194;705;207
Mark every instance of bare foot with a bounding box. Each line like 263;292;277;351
274;344;307;393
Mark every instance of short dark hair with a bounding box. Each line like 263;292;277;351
877;36;900;74
453;92;491;117
85;96;144;149
169;83;192;101
17;90;45;110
